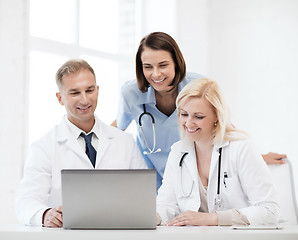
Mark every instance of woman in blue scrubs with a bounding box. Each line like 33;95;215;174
112;32;286;190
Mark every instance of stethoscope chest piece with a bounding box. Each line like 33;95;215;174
214;194;223;211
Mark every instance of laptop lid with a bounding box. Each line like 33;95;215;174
61;169;156;229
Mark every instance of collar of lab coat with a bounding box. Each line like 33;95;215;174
56;115;117;167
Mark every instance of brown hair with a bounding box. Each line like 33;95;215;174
135;32;186;93
56;59;96;90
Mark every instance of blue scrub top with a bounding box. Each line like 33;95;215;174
116;72;203;190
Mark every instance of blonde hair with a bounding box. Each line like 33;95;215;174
176;78;247;145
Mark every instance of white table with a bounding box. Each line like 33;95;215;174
1;225;297;240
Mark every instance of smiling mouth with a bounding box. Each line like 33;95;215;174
77;105;91;111
186;127;200;133
152;78;166;83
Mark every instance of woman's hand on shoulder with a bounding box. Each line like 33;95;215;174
166;211;218;226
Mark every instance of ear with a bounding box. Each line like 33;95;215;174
56;92;64;106
214;119;218;126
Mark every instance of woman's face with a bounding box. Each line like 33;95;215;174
141;47;176;93
179;97;217;143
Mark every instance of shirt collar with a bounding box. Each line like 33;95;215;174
65;115;99;139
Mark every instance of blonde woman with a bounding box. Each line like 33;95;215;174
156;78;279;226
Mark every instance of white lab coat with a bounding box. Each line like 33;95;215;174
157;139;280;225
16;115;147;226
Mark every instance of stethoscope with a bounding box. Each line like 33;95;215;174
179;147;224;211
138;104;161;155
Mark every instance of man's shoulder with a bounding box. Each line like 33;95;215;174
31;125;58;146
98;119;134;141
31;118;65;146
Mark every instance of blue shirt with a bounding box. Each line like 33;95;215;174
117;72;203;190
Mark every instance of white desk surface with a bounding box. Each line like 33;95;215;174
0;225;298;240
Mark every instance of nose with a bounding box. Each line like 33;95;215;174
185;116;195;127
152;67;161;78
80;92;88;104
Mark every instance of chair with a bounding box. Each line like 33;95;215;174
267;159;298;225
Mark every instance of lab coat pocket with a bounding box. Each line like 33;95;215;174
221;175;247;209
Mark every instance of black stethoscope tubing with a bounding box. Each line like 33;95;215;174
179;147;223;197
138;104;155;126
217;148;222;195
138;104;161;154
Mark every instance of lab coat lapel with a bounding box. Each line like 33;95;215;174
65;135;87;160
207;142;229;212
56;117;89;162
94;120;112;167
208;147;220;187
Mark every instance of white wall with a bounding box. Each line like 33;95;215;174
176;0;210;76
177;0;298;194
137;0;177;39
1;0;298;225
0;0;28;224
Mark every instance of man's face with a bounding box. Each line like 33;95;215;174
56;69;99;128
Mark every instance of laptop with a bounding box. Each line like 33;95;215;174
61;169;156;229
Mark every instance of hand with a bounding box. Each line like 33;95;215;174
262;152;287;165
156;213;162;225
166;211;218;226
43;206;63;228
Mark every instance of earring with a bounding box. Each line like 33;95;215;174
214;121;218;126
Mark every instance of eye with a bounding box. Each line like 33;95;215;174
180;113;188;117
86;89;94;93
70;92;79;95
196;116;205;119
160;64;168;68
143;65;152;69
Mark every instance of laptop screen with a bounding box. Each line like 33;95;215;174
61;169;156;229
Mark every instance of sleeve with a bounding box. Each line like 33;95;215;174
217;209;249;226
116;83;134;130
234;140;280;225
15;141;52;226
156;144;180;224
